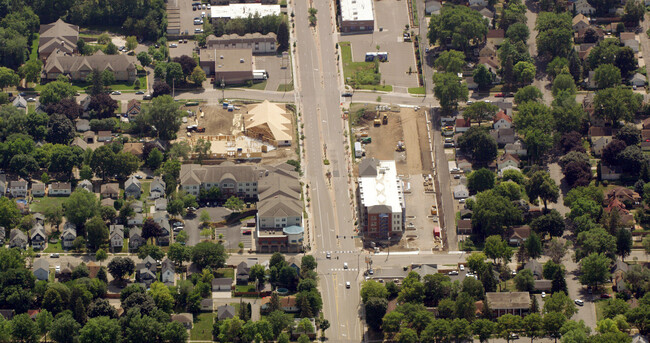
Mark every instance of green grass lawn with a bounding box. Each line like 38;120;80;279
340;42;375;80
140;182;151;201
29;34;39;63
30;196;66;213
34;75;146;93
408;86;425;94
595;299;607;321
249;81;267;90
235;283;256;293
44;241;64;253
277;83;294;91
190;313;215;341
411;0;419;26
217;268;234;279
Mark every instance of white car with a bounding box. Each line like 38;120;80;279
326;252;331;259
460;264;465;271
575;299;584;306
111;91;121;95
346;281;351;289
169;43;178;48
55;265;61;273
343;263;348;269
26;97;36;102
201;11;206;18
207;3;211;8
541;292;546;298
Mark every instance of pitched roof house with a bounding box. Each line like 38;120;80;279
161;258;175;284
493;111;512;130
589;126;613;156
30;224;46;250
509;225;531;245
77;179;93;192
126;99;141;119
9;179;28;197
123;143;144;158
38;19;79;61
490;128;516;146
48;182;71;196
100;183;120;199
33;259;50;281
497;153;520;171
217;305;236;320
31;182;45;197
61;223;77;249
149;177;166;200
9;229;27;249
504;141;527;156
236;261;250;285
124;176;142;199
129;227;145;252
109;225;124;250
43;50;137;82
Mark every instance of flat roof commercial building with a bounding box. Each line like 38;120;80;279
339;0;374;33
199;49;254;85
358;158;405;240
210;4;281;20
206;33;277;54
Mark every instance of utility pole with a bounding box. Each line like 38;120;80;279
221;78;225;102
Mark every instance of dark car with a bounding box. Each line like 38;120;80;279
600;293;612;298
341;92;353;97
135;91;145;95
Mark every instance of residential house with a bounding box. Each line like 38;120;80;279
509;225;531;245
534;280;553;292
161;259;175;284
33;259;50;281
236;261;250;285
38;19;79;61
577;43;596;61
124;176;142;199
171;314;193;329
138;256;157;272
129;227;145;252
457;219;472;235
486;29;505;47
479;45;496;58
34;213;45;225
217;305;236;320
479;8;494;21
497;153;520;171
455;118;471;133
155;198;168;211
83;131;95;144
493;111;512;130
201;299;214;312
71;137;88;150
137;267;156;286
97;131;112;142
0;310;15;320
496;101;514;117
280;296;299;312
149;177;166;200
123;143;144;158
291;317;317;340
43;50;137;82
128;213;144;226
574;0;595;14
76;119;90;132
425;0;442;14
100;183;119;199
574;26;605;43
61;223;77;249
31;182;45;197
630;73;646;87
606;187;641;207
620;32;639;53
479;56;500;74
469;0;487;6
485;292;531;317
600;164;623;180
77;179;93;192
157;221;171;246
504;141;527;156
631;334;648;343
179;163;260;198
457;159;473;173
244;100;293;147
30;224;46;250
100;198;114;208
130;200;143;213
454;184;469;199
589;126;613;156
10;229;27;249
9;179;27;197
524;260;544;280
572;14;590;31
109;225;124;250
12;95;27;111
126;99;141;120
490;128;516;146
212;278;233;291
48;182;71;196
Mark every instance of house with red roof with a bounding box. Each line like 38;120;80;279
493;111;512;130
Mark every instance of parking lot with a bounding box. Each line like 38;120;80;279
168;40;197;59
342;0;419;91
168;0;209;38
254;54;293;91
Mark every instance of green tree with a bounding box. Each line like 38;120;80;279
473;64;493;90
547;57;569;79
543;292;577;318
79;316;122;343
543;311;567;340
535;12;573;57
514;269;536;292
190;66;206;86
39;80;76;105
86;216;108;251
594;64;621;89
191;241;228;269
579;253;612;288
107;256;135;281
616;228;632;259
467;168;495;194
224;196;245;212
484;235;511;263
50;313;81;343
514;85;543;104
63;189;99;229
167;243;189;266
277;20;290;51
497;314;523;342
361;280;388;304
433;72;469;114
140;95;182;140
435;50;466;73
471;191;522;238
472;318;496;343
594;87;642;124
35;310;53;342
525;232;543;259
18;59;43;84
524;313;545;343
126;36;138;51
514;61;536;85
0;67;19;90
0;196;20;228
457;127;497;167
428;4;488;53
137;52;152;67
463;101;498;125
552;73;577;96
514;102;554;136
526;171;559;210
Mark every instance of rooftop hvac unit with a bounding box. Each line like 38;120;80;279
240;58;244;63
220;55;224;59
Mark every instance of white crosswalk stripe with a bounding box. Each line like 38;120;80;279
329;268;358;272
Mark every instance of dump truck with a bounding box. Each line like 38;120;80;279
383;113;388;125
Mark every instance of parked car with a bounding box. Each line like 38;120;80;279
111;91;121;95
600;294;611;298
495;92;504;97
135;91;144;95
574;299;584;306
169;43;178;48
143;94;152;100
55;265;61;273
50;253;60;258
341;92;353;97
242;229;252;235
26;97;36;102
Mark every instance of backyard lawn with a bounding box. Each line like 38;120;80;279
44;241;64;253
217;268;234;279
30;196;66;213
33;75;146;93
190;313;215;341
235;283;256;293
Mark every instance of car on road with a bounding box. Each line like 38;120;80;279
510;333;519;340
135;91;145;95
346;281;351;288
143;94;152;100
495;93;505;97
111;91;121;95
341;92;353;97
26;97;36;102
343;262;348;269
574;299;584;306
50;253;60;258
201;11;206;18
600;293;611;298
541;292;546;298
454;174;461;179
207;3;211;9
368;269;373;275
326;252;331;259
55;265;61;273
193;5;196;10
195;28;204;33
